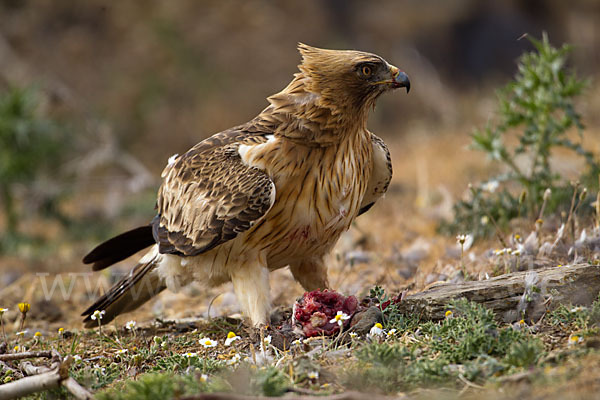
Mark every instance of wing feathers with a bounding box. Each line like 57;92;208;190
358;133;392;216
154;127;276;256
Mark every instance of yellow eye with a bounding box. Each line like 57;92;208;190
362;65;372;76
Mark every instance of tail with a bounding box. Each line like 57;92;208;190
83;225;156;271
82;247;166;328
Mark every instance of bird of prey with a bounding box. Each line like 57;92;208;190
81;43;410;327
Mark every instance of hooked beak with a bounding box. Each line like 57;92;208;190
389;65;410;93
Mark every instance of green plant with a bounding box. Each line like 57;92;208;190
345;299;543;393
549;293;600;333
369;286;420;331
95;372;212;400
0;87;62;244
442;33;598;238
251;366;290;397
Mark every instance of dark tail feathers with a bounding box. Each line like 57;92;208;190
83;225;155;271
82;253;166;328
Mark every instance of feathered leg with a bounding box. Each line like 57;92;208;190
231;256;271;326
290;258;330;292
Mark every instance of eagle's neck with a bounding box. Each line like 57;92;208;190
263;74;371;146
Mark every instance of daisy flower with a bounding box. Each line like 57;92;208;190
182;352;197;358
445;310;453;318
349;332;358;339
227;353;241;365
369;323;384;337
386;328;397;337
199;337;218;348
329;311;350;326
200;374;208;383
116;349;128;354
568;334;583;346
225;331;240;346
307;371;319;380
125;320;136;330
90;310;105;321
0;308;8;315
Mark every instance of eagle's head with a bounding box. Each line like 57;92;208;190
297;43;410;113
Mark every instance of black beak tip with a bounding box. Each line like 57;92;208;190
393;70;410;93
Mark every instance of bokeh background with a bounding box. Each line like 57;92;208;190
1;0;599;328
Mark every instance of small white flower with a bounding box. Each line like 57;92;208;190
182;352;197;358
329;311;351;326
307;371;319;380
456;234;473;251
263;335;272;346
225;331;241;346
90;310;105;321
292;339;302;345
200;374;208;383
227;353;241;365
125;320;136;330
369;323;384;337
483;180;499;193
349;332;358;339
16;331;26;337
570;306;587;313
73;355;82;363
386;329;397;337
0;307;8;315
199;337;218;348
511;248;522;256
116;349;128;355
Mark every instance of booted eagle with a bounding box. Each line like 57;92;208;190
82;43;410;327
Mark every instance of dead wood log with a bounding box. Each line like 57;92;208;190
397;264;600;323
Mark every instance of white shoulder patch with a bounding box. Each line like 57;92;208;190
168;153;179;166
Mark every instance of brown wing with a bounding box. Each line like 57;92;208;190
358;133;392;215
153;124;276;256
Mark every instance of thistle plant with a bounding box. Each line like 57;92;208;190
443;33;599;238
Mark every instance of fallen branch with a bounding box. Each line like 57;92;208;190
0;354;92;400
398;264;600;322
0;350;54;362
0;368;65;399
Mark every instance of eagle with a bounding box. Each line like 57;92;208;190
81;44;410;327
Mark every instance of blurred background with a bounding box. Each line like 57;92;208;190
1;0;599;328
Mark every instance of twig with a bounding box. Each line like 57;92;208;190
0;353;92;400
458;373;485;389
0;350;54;362
22;357;93;400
